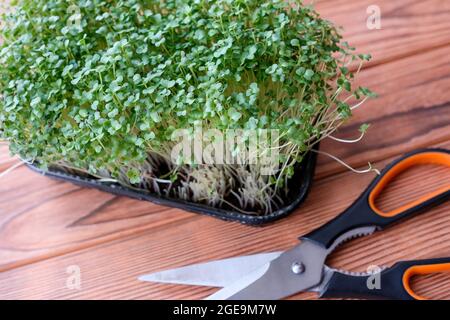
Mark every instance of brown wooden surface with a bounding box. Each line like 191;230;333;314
1;0;450;300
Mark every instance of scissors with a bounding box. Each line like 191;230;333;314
139;148;450;300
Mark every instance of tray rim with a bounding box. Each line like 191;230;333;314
26;146;318;226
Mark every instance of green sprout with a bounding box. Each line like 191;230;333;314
0;0;374;215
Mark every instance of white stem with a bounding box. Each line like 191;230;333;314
355;60;364;76
351;96;368;111
19;157;33;164
97;178;119;183
314;149;380;175
151;177;172;184
328;131;365;144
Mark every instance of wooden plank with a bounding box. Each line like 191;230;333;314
0;163;195;271
314;0;450;68
0;144;17;173
1;140;449;299
0;43;449;271
1;0;450;282
312;0;450;176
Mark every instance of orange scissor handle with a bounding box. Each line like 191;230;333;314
321;257;450;300
303;149;450;250
403;260;450;300
368;151;450;217
304;149;450;300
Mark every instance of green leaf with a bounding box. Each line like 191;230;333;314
228;108;242;122
295;67;305;76
127;168;141;184
290;39;300;46
30;96;41;107
266;64;278;75
139;122;150;130
304;69;314;80
150;111;161;123
0;0;374;214
111;119;122;130
359;123;370;133
62;64;74;76
79;109;88;118
91;101;99;110
340;67;349;75
144;131;156;140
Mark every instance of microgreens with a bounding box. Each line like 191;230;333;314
0;0;374;214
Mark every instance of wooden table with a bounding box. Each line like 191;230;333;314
1;0;450;300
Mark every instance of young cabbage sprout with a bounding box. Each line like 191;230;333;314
0;0;375;214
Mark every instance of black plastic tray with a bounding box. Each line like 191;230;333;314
26;147;318;225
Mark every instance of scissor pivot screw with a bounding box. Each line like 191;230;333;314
291;262;305;274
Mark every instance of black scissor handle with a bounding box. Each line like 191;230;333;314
302;148;450;249
320;257;450;300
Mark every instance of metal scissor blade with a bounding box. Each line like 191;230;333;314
206;240;328;300
139;252;282;287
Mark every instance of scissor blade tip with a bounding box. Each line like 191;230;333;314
138;273;162;282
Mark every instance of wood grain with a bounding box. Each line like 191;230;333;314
311;0;450;177
0;0;450;300
411;273;450;300
315;0;450;68
0;164;196;271
1;140;449;300
1;43;449;271
0;144;17;173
